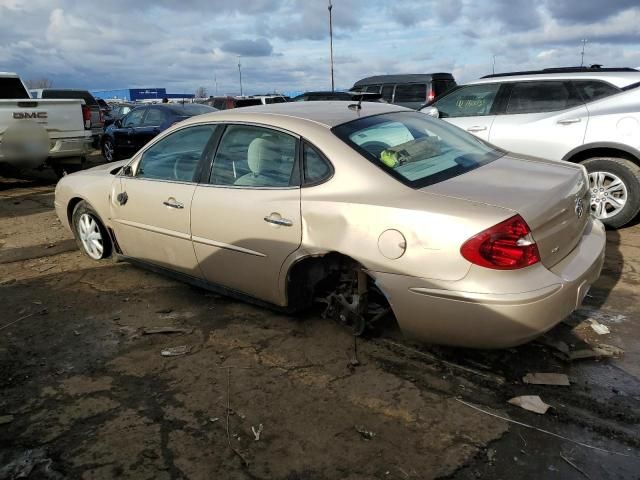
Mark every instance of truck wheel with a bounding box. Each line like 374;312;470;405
581;157;640;229
71;201;112;260
102;138;116;162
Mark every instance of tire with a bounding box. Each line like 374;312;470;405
71;201;112;260
580;157;640;229
102;137;116;163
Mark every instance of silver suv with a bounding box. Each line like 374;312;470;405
422;67;640;228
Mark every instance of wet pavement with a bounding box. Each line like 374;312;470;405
0;167;639;479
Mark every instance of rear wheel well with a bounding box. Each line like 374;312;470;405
566;147;640;166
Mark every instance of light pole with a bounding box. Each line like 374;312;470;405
492;55;497;75
214;74;218;96
328;0;335;92
580;39;588;67
238;56;243;96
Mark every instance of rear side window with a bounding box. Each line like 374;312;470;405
573;80;621;103
0;78;30;99
505;81;582;114
303;143;332;185
433;84;500;118
235;99;262;107
142;108;167;126
364;85;381;93
394;84;427;103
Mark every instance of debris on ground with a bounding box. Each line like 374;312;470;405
251;424;263;441
143;326;193;335
569;343;624;360
0;415;14;425
508;395;551;414
355;425;376;440
0;278;16;286
588;319;610;335
486;448;496;464
160;345;191;357
0;448;64;480
209;417;219;423
523;373;570;386
560;452;591;479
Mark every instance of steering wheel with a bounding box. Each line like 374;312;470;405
360;141;390;159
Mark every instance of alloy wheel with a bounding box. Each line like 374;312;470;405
588;171;628;220
103;140;114;162
77;213;104;259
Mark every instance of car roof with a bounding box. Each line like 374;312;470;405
181;101;410;129
353;73;454;86
467;71;640;89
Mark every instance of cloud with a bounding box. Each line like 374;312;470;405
220;38;273;57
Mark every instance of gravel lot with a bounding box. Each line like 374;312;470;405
1;164;639;479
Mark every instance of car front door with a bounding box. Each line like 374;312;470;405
111;124;218;277
114;107;147;158
431;83;502;141
488;81;588;161
190;124;302;305
137;107;169;148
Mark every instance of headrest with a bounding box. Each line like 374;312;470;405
247;137;279;175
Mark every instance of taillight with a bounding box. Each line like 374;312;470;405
460;215;540;270
427;88;435;103
81;105;91;129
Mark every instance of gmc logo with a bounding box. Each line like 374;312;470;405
13;112;47;119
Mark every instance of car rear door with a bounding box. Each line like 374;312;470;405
111;124;218;276
190;123;302;305
488;81;588;161
431;83;502;141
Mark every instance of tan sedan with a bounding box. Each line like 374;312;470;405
54;102;605;348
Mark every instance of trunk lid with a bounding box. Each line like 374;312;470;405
423;155;590;267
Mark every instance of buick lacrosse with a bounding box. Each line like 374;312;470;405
55;102;605;348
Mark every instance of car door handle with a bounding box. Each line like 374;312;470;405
163;199;184;209
264;215;293;227
466;126;487;132
557;118;581;125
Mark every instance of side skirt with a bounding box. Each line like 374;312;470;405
115;254;296;314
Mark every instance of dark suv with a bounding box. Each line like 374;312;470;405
351;73;456;109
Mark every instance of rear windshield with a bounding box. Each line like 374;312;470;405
169;104;217;115
41;90;98;106
0;78;30;99
332;112;503;188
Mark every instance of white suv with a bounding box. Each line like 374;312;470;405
423;67;640;228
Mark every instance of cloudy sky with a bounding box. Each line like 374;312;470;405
1;0;639;96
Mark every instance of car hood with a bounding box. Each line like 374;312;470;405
421;154;590;267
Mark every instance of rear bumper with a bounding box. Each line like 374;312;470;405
372;218;606;348
48;135;92;159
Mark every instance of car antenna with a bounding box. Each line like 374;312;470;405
348;93;363;111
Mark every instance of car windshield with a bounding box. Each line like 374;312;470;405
332;111;504;188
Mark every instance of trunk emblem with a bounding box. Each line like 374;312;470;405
575;198;585;218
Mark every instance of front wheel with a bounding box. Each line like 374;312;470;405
102;138;116;163
581;157;640;229
72;201;112;260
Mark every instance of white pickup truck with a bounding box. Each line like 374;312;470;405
0;72;92;173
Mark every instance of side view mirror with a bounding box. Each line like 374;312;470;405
122;165;133;176
421;106;440;118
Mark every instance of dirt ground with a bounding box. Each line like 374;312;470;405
1;164;639;479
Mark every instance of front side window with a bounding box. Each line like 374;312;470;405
123;108;146;127
303;142;332;185
210;125;297;187
505;81;582;114
333;112;503;188
573;80;620;103
433;84;500;118
142;108;167;126
381;85;394;102
394;84;427;103
137;125;216;182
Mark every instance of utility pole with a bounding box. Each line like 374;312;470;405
214;74;218;95
580;39;588;67
237;56;243;96
328;0;335;92
492;55;497;75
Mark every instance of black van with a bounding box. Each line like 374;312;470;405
351;73;456;109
